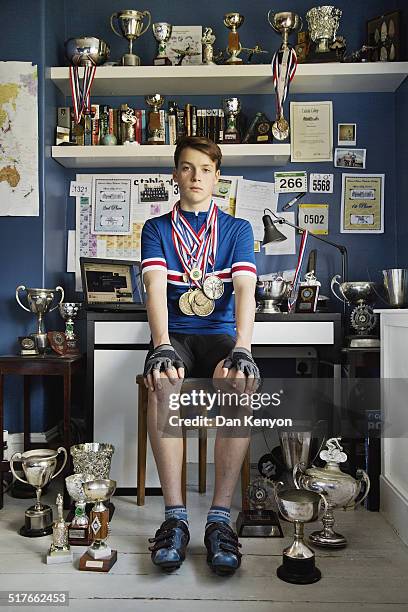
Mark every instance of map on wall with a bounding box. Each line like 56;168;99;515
0;61;39;216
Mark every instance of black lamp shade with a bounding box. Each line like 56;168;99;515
262;214;287;245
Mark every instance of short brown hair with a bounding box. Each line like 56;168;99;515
174;136;222;171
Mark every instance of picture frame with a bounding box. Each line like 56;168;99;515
341;173;385;234
367;10;400;62
167;26;203;66
334;148;366;170
338;123;356;146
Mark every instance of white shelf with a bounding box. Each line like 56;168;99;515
50;62;408;96
51;144;291;168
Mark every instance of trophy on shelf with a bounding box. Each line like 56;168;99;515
79;479;117;572
224;12;244;64
294;437;370;548
58;302;82;355
202;27;217;65
110;9;151;65
64;37;110;67
274;482;328;584
16;285;64;354
120;104;138;145
267;11;303;51
152;22;173;66
145;94;166;144
223;97;241;143
46;493;73;564
65;473;94;546
306;5;343;62
10;448;67;537
236;476;283;537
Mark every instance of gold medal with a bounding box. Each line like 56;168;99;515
272;116;289;141
190;267;202;281
179;291;195;316
203;275;224;300
190;289;215;316
182;273;189;283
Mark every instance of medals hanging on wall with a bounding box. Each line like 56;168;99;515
271;46;297;141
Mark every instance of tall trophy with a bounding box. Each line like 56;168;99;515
16;285;64;353
224;13;244;64
46;493;73;564
58;302;82;355
145;94;165;144
110;9;151;66
306;6;343;62
10;448;67;537
79;479;117;572
294;437;370;548
202;27;216;65
223;97;241;143
152;22;173;66
65;473;93;546
274;483;328;584
236;477;283;537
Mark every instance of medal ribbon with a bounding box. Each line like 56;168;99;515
69;65;97;125
288;229;309;312
271;47;297;119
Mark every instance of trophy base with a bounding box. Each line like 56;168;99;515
19;524;53;538
46;549;73;564
277;554;321;584
19;504;53;537
225;57;243;65
153;57;172;66
347;335;380;348
121;53;141;66
79;550;117;572
236;510;283;538
223;134;241;144
310;529;347;548
306;49;339;63
68;525;92;547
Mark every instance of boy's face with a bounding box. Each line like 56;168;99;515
173;147;220;209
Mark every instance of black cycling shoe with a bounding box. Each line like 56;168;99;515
148;518;190;572
204;521;242;576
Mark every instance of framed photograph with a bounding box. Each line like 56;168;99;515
334;148;366;170
338;123;356;146
367;11;400;62
341;174;385;234
167;26;203;66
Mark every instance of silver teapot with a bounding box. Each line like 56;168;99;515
293;437;370;548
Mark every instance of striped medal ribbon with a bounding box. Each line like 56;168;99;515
69;64;97;125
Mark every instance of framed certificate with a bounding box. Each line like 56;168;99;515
290;101;333;162
341;174;385;233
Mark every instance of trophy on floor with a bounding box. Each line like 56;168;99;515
224;12;244;64
279;431;312;483
110;9;151;65
223;97;241;143
145;94;166;144
306;6;343;62
274;483;328;584
46;493;73;564
236;476;283;537
10;448;67;537
70;443;115;518
294;438;370;548
16;285;64;354
58;302;82;355
79;479;117;572
65;473;94;546
152;22;173;65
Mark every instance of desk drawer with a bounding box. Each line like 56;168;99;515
95;321;151;344
252;321;334;344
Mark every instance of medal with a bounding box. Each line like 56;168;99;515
272;115;290;141
182;273;189;283
179;291;195;316
271;46;297;141
190;292;215;317
190;267;202;281
203;275;224;300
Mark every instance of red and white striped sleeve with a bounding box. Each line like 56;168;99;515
141;220;167;277
231;221;257;280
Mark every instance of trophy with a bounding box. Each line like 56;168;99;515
223;97;241;143
202;27;216;65
58;302;82;355
71;442;116;518
236;477;283;537
256;278;291;313
79;479;117;572
152;22;173;66
294;437;370;548
267;11;303;50
223;13;244;64
110;9;151;66
382;268;408;307
274;483;328;584
145;94;165;144
279;431;312;480
331;275;379;347
46;493;73;564
120;105;137;145
10;448;67;537
306;6;343;62
16;285;64;353
64;37;110;67
65;473;94;545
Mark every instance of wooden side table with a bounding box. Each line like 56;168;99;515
0;354;84;509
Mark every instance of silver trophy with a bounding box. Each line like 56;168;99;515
64;37;110;66
46;493;73;564
110;9;151;65
279;431;312;475
10;448;67;537
382;268;408;307
16;285;64;353
306;6;342;55
202;27;216;65
294;437;370;548
274;483;328;584
145;94;165;144
267;11;303;50
224;12;244;64
70;443;115;479
59;302;81;355
223;97;241;143
65;472;93;545
257;278;291;313
152;22;173;66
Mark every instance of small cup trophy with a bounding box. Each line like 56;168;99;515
110;9;151;66
70;442;115;518
223;97;241;143
224;12;244;64
79;479;117;572
294;437;370;548
65;473;94;546
267;11;303;50
145;94;166;144
16;285;64;354
202;27;216;65
152;22;173;66
10;448;67;537
257;278;291;313
58;302;82;355
306;5;343;62
46;493;73;564
236;477;283;537
274;483;328;584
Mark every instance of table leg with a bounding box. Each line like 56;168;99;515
23;376;31;451
63;372;71;509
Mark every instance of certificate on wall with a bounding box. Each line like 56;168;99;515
290;101;333;162
92;178;134;235
341;174;385;233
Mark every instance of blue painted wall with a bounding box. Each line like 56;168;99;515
396;7;408;267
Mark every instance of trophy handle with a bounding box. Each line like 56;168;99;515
51;447;68;480
49;286;65;312
272;479;285;504
316;489;329;519
330;274;347;303
292;462;306;489
15;285;30;312
267;10;276;30
298;16;304;32
139;11;152;37
10;452;29;485
110;13;122;38
352;469;371;508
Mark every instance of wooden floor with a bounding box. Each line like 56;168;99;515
1;466;408;611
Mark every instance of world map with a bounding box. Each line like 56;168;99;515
0;62;38;216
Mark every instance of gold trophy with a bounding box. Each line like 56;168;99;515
224;13;244;64
46;493;73;564
145;94;165;144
